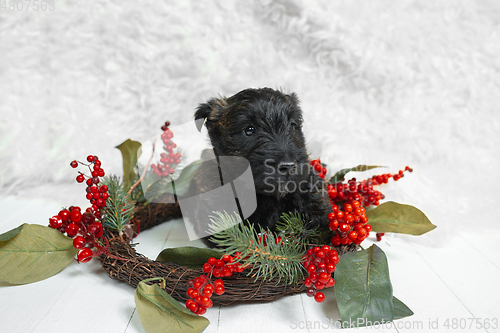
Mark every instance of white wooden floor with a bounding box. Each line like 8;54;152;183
1;188;500;333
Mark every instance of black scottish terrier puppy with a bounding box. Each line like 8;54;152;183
189;87;330;246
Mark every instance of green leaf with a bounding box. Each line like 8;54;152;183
134;278;210;333
144;159;203;201
116;139;142;190
0;224;23;241
0;224;78;284
393;296;414;320
329;165;384;183
156;247;223;268
335;244;394;328
366;201;436;235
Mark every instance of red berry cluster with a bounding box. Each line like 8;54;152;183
310;159;413;247
186;254;245;315
48;155;109;263
303;245;339;303
71;155;109;218
151;121;181;177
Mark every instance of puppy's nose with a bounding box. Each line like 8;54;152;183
278;161;297;174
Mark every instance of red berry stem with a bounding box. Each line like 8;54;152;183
185;253;246;315
49;155;110;263
310;159;412;248
151;121;181;178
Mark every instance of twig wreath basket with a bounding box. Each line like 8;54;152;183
98;200;359;305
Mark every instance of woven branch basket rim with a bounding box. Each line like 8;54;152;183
98;201;358;305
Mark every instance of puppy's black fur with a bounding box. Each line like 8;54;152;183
190;88;330;246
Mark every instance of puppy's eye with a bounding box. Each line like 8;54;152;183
244;125;256;136
291;121;299;129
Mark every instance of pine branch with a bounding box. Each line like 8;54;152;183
102;175;135;233
208;212;308;284
276;211;322;244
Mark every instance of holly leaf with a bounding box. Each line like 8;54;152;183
0;224;78;284
116;139;142;190
365;201;436;235
156;246;223;268
329;165;384;183
393;296;414;320
334;244;394;328
134;278;210;333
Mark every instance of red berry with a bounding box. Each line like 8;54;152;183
339;223;350;233
70;160;78;168
88;222;103;238
328;220;339;231
348;231;358;241
187;300;198;313
214;259;225;269
49;215;63;229
202;263;212;273
70;210;82;224
77;248;93;263
212;269;221;278
214;285;225;295
331;233;341;246
314;292;325;303
81;212;95;225
196;306;206;315
318;272;330;284
202;288;213;297
222;254;233;263
213;279;224;287
73;236;86;249
57;209;70;222
208;257;217;265
76;175;85;183
304;277;313;287
66;223;79;237
326;263;336;273
307;264;316;274
329;255;339;265
314;281;325;290
306;288;316;297
98;169;105;177
86;155;94;162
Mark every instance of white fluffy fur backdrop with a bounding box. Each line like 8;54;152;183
1;0;500;243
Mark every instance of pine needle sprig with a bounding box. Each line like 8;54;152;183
101;175;135;234
208;211;308;284
276;211;322;244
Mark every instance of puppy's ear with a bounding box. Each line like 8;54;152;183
285;92;300;107
194;97;227;131
195;102;212;131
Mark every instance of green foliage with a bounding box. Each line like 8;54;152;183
134;278;210;333
334;244;412;328
366;201;436;235
208;211;307;284
156;247;223;268
116;139;142;190
329;165;384;183
102;175;135;232
276;211;322;244
0;224;77;284
143;159;203;203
